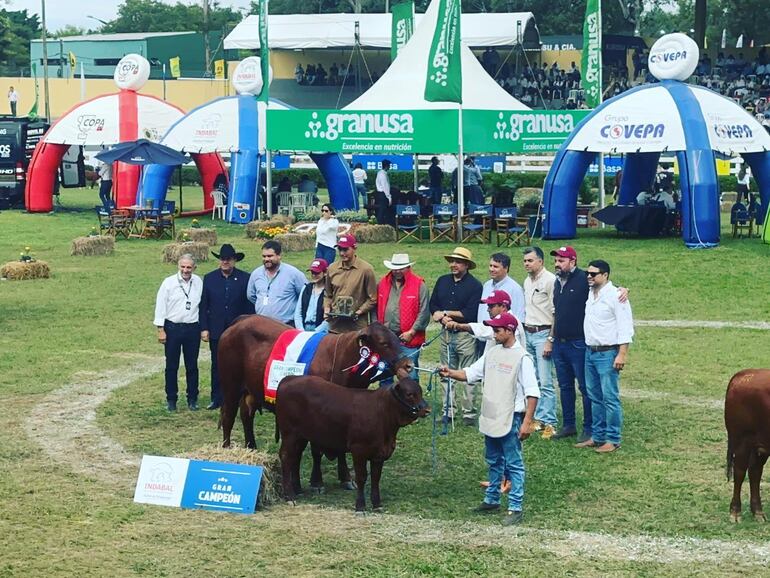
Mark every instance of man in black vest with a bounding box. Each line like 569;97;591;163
200;244;252;410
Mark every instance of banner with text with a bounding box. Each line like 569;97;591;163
424;0;462;103
462;110;590;153
267;109;459;153
391;2;415;60
581;0;602;108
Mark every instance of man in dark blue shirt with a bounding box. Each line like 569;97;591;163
200;244;252;410
429;247;484;425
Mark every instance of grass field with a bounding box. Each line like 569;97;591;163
2;187;770;576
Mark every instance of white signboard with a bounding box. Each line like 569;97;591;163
133;456;190;507
266;361;306;393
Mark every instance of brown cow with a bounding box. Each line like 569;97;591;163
217;315;409;450
725;369;770;522
277;375;429;511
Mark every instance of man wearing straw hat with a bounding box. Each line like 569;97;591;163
429;247;484;425
199;244;252;410
377;253;430;383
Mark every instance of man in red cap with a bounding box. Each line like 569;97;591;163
294;258;329;332
440;312;540;527
445;289;526;355
324;234;377;333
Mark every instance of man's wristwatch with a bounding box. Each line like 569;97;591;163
546;336;554;343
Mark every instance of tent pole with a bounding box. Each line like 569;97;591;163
265;149;272;219
413;154;418;191
457;108;464;236
599;153;606;227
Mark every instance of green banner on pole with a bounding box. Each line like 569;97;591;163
581;0;602;108
424;0;462;104
28;62;39;119
391;2;414;60
267;109;459;153
258;0;270;102
463;110;590;153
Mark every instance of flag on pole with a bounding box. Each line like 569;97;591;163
736;34;744;48
27;63;39;120
424;0;462;104
721;29;727;49
169;56;181;78
258;0;270;102
581;0;602;108
214;59;225;79
391;1;415;60
68;52;77;77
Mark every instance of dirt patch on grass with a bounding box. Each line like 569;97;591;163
22;354;163;486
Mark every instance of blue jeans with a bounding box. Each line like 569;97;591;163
355;183;367;205
483;413;525;512
164;321;200;404
552;338;591;435
315;243;336;264
99;179;113;210
527;330;557;426
585;348;623;445
380;343;420;387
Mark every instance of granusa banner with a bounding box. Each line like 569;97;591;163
391;2;415;60
424;0;462;104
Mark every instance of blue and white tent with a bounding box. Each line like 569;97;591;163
542;36;770;247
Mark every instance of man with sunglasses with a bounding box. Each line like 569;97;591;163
578;260;634;453
324;234;377;333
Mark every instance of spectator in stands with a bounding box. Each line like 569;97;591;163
316;63;327;85
329;63;339;85
294;64;305;84
306;64;316;85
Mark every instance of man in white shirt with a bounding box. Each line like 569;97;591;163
352;162;368;205
576;259;634;453
8;86;18;116
522;246;558;438
154;254;203;412
375;159;393;225
440;312;539;526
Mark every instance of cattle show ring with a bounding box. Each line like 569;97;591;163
4;3;770;576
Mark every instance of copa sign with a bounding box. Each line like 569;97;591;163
231;56;273;96
648;33;699;81
113;54;151;91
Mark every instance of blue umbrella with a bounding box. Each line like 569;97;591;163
95;139;189;166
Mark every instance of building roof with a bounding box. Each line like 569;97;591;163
224;12;540;50
32;32;195;43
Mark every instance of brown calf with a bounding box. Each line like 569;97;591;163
725;369;770;522
276;376;429;512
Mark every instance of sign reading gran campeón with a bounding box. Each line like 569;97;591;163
267;109;589;154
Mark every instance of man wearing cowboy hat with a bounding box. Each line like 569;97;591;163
377;253;430;383
429;247;484;425
199;244;252;410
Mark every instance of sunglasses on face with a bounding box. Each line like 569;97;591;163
586;270;606;277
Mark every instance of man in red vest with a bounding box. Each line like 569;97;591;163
377;253;430;384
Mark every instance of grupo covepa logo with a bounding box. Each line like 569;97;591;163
600;123;665;140
304;112;414;141
493;112;576;141
713;123;753;140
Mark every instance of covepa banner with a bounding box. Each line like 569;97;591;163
463;110;590;153
267;109;459;153
581;0;602;108
391;2;414;60
424;0;462;104
258;0;270;102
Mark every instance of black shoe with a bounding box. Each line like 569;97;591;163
188;401;199;411
474;501;500;513
206;402;221;410
166;401;177;412
502;510;524;526
552;427;577;439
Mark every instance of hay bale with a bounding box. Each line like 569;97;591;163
1;260;51;280
178;444;281;506
354;224;396;244
70;235;115;256
177;228;217;245
516;187;542;196
273;232;316;252
162;242;209;264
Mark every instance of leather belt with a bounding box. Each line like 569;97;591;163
523;324;551;333
589;345;618;352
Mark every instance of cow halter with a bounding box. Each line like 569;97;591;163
390;386;423;417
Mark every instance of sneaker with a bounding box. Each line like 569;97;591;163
166;401;177;412
474;501;500;513
541;424;557;440
574;438;597;448
595;442;620;453
529;420;544;433
552;427;577;439
502;510;524;526
188;401;199;411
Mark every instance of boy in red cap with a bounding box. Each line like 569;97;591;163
440;312;540;526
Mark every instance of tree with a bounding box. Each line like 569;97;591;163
104;0;242;34
0;9;41;73
53;25;86;37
